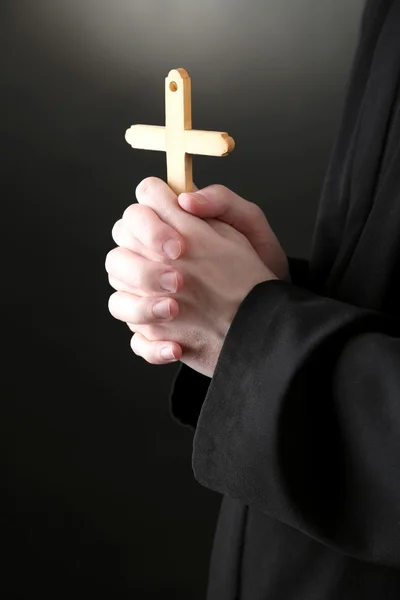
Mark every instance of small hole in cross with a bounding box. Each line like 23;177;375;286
169;81;178;92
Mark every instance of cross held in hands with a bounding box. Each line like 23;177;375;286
125;68;235;195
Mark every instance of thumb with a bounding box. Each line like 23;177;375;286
178;184;266;240
178;185;288;279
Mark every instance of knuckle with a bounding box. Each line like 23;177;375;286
108;275;118;291
212;184;228;195
122;202;145;224
111;219;124;244
210;184;229;203
122;204;135;222
125;206;169;254
130;334;141;356
248;201;264;220
110;292;141;323
105;246;126;276
139;219;163;251
108;292;120;317
122;204;158;237
123;204;159;244
105;248;118;273
135;176;158;198
130;333;155;364
206;184;229;213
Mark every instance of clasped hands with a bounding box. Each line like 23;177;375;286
106;177;289;378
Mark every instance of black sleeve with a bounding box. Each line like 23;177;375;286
168;256;311;430
168;361;211;430
191;279;400;567
287;256;311;289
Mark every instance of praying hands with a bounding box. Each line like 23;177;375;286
106;177;288;377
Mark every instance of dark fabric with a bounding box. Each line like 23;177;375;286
169;362;210;430
169;256;311;431
168;0;400;597
287;256;312;290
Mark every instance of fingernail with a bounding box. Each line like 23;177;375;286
153;299;171;319
193;192;207;203
181;192;206;204
163;239;181;260
161;347;176;361
160;272;178;292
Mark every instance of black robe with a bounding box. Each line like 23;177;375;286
169;0;400;597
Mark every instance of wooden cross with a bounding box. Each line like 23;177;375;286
125;68;235;196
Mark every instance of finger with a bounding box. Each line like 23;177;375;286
178;184;275;259
112;218;163;263
105;247;183;296
120;202;185;261
178;184;264;236
108;275;137;294
111;216;177;262
135;177;191;232
111;219;145;254
109;291;179;324
131;331;182;364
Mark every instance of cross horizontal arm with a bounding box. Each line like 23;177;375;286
184;130;235;157
125;125;235;157
125;125;166;151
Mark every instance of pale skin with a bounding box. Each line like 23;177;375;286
106;177;289;378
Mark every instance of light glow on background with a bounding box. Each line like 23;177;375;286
22;0;365;91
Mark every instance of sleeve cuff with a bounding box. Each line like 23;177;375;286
168;260;310;431
287;256;311;289
168;363;211;429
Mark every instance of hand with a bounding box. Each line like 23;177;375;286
106;178;277;377
178;185;290;281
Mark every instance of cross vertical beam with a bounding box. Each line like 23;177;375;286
165;69;193;195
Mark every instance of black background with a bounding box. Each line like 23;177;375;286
1;1;364;598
